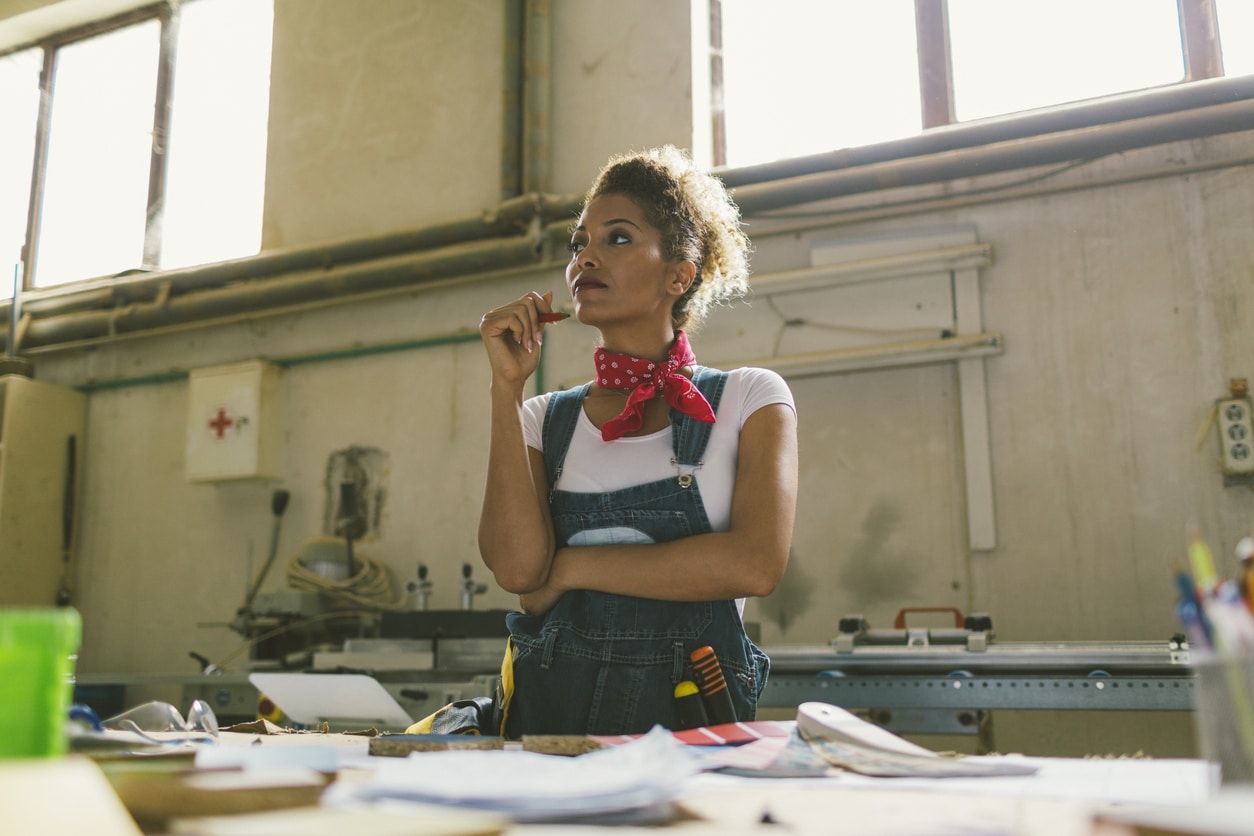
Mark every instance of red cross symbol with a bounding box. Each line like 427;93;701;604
208;407;235;439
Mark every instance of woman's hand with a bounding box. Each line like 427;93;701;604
519;583;565;617
479;290;558;386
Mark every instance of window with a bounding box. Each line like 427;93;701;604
161;0;272;273
719;0;921;168
0;0;272;300
36;20;162;289
1216;0;1254;78
717;0;1244;169
947;0;1183;122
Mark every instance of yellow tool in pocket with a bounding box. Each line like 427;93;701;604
404;638;515;736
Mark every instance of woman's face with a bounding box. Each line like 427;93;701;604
566;193;687;330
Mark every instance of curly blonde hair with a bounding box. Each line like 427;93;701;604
584;145;751;332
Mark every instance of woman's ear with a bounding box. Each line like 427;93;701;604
670;260;697;296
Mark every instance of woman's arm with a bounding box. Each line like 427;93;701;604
520;403;798;613
477;292;559;594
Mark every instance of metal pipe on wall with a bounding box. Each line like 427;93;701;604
72;330;486;393
742;151;1254;242
16;235;542;350
11;191;577;320
501;0;552;199
730;97;1254;215
501;0;525;200
717;74;1254;188
522;0;552;196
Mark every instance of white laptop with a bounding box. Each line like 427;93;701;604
249;672;415;731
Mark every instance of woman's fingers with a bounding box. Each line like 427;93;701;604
480;291;557;353
480;305;526;349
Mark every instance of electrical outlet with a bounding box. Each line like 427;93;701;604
1216;397;1254;477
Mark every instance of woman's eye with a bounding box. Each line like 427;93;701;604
609;231;630;245
567;240;585;254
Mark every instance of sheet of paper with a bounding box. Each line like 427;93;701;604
796;702;1039;778
832;755;1213;807
321;725;700;823
196;742;352;772
248;673;414;729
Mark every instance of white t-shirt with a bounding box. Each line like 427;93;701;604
521;366;795;532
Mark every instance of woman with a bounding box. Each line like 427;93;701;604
478;145;798;737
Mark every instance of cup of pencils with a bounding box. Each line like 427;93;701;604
1191;652;1254;784
1178;533;1254;785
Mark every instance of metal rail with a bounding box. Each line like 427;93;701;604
760;640;1196;712
762;673;1195;712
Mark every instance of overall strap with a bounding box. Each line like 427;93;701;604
670;366;728;467
541;368;728;482
541;384;589;487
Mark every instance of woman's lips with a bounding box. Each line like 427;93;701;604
572;277;606;293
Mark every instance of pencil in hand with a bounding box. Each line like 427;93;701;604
538;311;571;323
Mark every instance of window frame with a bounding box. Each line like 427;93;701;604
1178;0;1223;82
3;2;176;294
712;0;1228;166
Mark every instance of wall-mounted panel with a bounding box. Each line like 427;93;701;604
0;375;86;605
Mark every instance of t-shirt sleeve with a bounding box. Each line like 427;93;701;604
521;392;552;451
736;366;796;424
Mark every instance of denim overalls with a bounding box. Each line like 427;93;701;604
503;366;770;736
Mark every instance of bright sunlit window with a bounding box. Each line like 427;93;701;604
720;0;922;169
947;0;1183;122
718;0;1242;169
1216;0;1254;78
36;21;161;287
1;0;272;296
162;0;272;272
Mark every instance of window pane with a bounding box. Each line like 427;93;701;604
720;0;921;168
1217;0;1254;77
0;48;42;300
949;0;1183;122
162;0;273;270
35;20;160;287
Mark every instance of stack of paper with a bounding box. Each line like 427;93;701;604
322;726;699;823
795;702;1040;778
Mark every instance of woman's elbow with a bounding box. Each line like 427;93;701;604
478;533;552;594
744;572;783;599
743;547;790;598
487;564;547;595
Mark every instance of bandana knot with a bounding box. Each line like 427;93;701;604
593;331;716;441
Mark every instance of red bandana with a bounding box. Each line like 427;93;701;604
594;331;716;442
